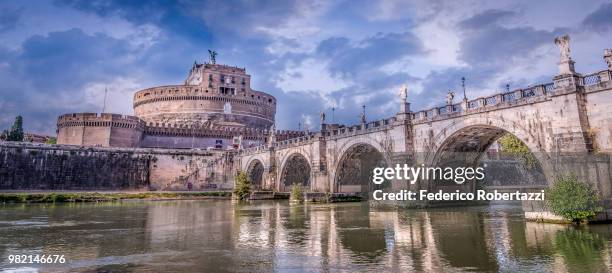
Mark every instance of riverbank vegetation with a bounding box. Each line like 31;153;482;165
233;171;251;200
498;133;538;169
0;191;231;203
289;184;304;203
546;174;602;223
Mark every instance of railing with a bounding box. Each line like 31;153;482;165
544;82;555;93
411;82;561;123
452;104;461;112
522;87;536;98
502;92;516;102
583;73;601;86
468;100;479;109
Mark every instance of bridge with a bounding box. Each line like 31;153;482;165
237;42;612;220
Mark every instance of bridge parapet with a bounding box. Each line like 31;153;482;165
582;69;612;91
412;69;611;124
324;117;397;139
274;134;318;149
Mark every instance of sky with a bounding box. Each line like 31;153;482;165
0;0;611;135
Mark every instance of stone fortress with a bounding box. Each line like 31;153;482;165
56;52;303;149
3;35;612;222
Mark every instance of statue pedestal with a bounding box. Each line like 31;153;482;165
558;59;576;75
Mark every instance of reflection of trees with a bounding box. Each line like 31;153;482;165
430;211;498;271
554;228;606;272
507;221;557;258
284;204;308;246
335;204;387;263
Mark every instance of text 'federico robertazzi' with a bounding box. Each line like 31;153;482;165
370;164;545;202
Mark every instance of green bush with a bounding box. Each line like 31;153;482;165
546;174;602;223
498;133;538;169
290;184;304;202
233;171;251;200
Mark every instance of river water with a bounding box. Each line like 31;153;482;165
0;200;611;272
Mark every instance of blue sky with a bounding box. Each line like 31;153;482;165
0;0;611;135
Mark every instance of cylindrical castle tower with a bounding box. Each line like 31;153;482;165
133;63;276;129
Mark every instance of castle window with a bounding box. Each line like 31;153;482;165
268;99;272;103
241;78;245;85
220;75;225;83
219;87;234;95
209;74;213;81
231;76;235;84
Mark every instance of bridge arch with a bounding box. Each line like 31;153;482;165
333;142;390;196
279;152;311;192
246;159;265;189
425;115;552;190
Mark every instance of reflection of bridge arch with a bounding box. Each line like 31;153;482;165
279;153;311;192
333;142;389;196
425;116;551;191
246;159;265;189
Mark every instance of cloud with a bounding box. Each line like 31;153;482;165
1;0;612;135
317;32;425;78
457;9;565;67
0;6;22;32
0;28;149;134
582;3;612;34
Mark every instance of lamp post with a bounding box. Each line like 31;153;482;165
462;77;467;101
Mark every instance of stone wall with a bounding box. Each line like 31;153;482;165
0;142;234;191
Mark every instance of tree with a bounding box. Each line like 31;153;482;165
290;183;304;203
233;171;251;200
546;174;602;223
498;133;537;169
7;116;24;141
45;137;57;144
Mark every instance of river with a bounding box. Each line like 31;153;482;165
1;200;611;272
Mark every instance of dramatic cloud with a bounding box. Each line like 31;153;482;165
582;3;612;33
0;0;611;134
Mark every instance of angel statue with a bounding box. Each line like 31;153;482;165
320;111;326;123
267;123;276;146
398;84;408;101
208;49;218;64
554;35;571;62
446;91;455;105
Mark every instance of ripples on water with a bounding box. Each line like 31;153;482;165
0;201;611;272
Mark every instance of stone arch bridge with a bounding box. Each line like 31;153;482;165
238;52;612;219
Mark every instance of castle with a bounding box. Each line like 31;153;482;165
56;54;303;149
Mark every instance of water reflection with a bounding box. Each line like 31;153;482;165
0;201;611;272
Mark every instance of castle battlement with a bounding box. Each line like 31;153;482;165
57;113;145;129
